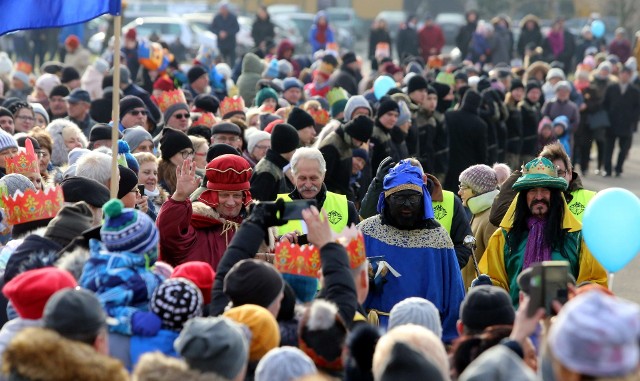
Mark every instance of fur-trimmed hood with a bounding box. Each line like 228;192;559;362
133;352;228;381
2;327;128;381
44;119;89;167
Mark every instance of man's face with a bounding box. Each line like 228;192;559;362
284;88;302;105
378;110;399;129
211;133;242;150
0;116;14;134
67;101;89;120
527;88;541;103
294;158;324;200
298;126;316;147
192;74;209;93
526;187;551;217
387;190;422;228
350;107;371;120
133;140;154;153
216;191;243;218
49;96;67;115
352;157;365;174
425;94;438;112
26;172;42;190
121;107;148;129
167;110;191;132
553;158;572;184
620;70;631;84
556;88;570;101
409;89;427;107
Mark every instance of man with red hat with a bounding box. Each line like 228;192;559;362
63;35;90;75
157;155;252;270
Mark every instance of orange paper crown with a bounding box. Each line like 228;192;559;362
275;226;366;278
220;96;246;118
15;61;33;75
308;108;330;126
156;89;187;114
6;138;39;175
2;186;64;225
192;112;218;128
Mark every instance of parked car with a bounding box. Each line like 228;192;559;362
267;4;301;17
275;12;353;52
325;7;365;39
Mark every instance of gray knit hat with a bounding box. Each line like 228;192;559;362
0;129;18;153
255;347;317;381
459;164;498;195
122;126;153;152
388;297;443;338
395;100;411;127
0;174;36;197
343;95;372;121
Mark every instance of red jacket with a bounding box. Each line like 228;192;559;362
156;198;239;270
418;24;445;62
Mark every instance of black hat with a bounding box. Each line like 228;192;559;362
376;98;399;118
60;176;110;208
211;122;241;136
65;88;91;104
407;75;429;94
477;77;491;93
431;82;450;101
89;123;120;142
271;123;299;154
193;94;220;114
460;285;515;332
344;115;374;142
40;61;64;75
16;136;40;150
426;85;437;95
90;98;112;123
286;107;315;130
188;65;208;84
43;288;107;341
160;128;194;161
0;107;13;120
187;125;212;142
461;90;482;112
206;143;240;163
511;78;524;92
60;66;80;84
223;259;284;308
259;113;280;130
44;202;94;248
345;324;381;381
525;80;541;93
342;52;357;65
454;71;469;82
49;85;70;98
380;342;444;381
119;95;146;119
117;165;138;200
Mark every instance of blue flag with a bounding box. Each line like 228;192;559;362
0;0;121;36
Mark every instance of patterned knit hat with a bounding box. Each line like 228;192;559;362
459;164;498;195
0;128;18;153
100;199;159;254
151;278;203;330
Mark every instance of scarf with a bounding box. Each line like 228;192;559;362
522;216;552;270
144;187;160;198
547;30;564;58
315;24;327;45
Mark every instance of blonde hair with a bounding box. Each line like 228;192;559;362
188;135;208;154
133;152;158;166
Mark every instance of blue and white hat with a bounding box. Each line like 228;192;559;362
0;129;18;153
100;199;158;255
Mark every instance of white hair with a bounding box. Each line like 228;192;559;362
76;151;116;187
45;119;89;166
290;147;326;175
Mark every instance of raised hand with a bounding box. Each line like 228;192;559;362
302;206;333;249
172;159;200;202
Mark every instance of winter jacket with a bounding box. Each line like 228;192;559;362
369;27;392;66
519;98;542;157
123;45;140;84
156;198;241;270
63;47;91;75
210;13;240;53
250;149;294;202
542;29;576;72
81;65;105;100
467;32;491;63
455;21;477;59
80;239;165;335
0;318;42;369
309;13;335;53
516;15;543;57
418;24;445;62
319;127;355;199
130;329;180;369
410;108;449;177
276;40;301;77
237;53;264;106
505;97;523;155
609;39;632;63
331;66;360;96
603;82;640;137
396;24;420;60
251;18;275;47
542;98;580;133
65;113;97;139
462;190;499;289
369;124;393;173
490;26;512;65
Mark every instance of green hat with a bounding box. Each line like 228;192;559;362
512;157;568;192
254;87;278;108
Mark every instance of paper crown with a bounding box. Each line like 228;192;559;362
192;112;218;128
220;96;245;118
15;61;32;75
275;225;366;278
1;186;64;225
156;89;187;114
6;138;38;175
308;108;330;126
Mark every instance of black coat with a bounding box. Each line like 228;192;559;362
251;18;275;47
319;128;354;200
517;27;543;57
250;150;294;201
455;22;477;59
332;66;360;96
123;84;162;124
542;29;575;71
396;25;419;60
369;124;393;173
603;83;640;136
505;101;523;155
210;13;240;52
519;98;541;156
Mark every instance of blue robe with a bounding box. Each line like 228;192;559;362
358;215;465;342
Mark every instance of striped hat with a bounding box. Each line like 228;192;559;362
100;199;159;254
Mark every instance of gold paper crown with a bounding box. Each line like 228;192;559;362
275;226;366;278
192;112;218;128
308;108;330;126
2;186;64;225
6;138;39;175
15;62;32;75
220;96;245;118
156;89;187;114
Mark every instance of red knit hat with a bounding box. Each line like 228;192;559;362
264;119;283;133
198;154;253;208
64;35;80;50
171;262;216;304
3;268;77;319
125;28;137;41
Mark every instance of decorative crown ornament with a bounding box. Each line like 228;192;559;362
275;225;366;278
1;186;64;225
220;96;245;118
308;108;330;126
6;138;39;175
156;89;187;113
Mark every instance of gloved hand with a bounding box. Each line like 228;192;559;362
375;156;396;183
132;311;162;336
471;274;493;288
247;198;286;228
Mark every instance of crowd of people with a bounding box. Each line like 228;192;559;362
0;3;636;381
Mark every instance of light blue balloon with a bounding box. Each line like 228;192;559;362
591;20;605;39
582;188;640;272
373;76;396;100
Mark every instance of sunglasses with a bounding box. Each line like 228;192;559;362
174;113;190;120
128;109;147;116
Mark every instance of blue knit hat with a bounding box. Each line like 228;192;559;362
100;199;159;254
263;59;279;79
377;160;434;219
0;129;18;153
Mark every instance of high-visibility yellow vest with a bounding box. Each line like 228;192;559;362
432;190;455;233
277;191;349;235
568;189;596;222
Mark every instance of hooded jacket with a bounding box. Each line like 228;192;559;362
516;15;543;57
319;127;356;200
237;53;264;106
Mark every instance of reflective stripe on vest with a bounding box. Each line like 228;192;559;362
568;189;596;222
432;190;455;233
277;191;349;235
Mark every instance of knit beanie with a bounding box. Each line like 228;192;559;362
331;99;348;118
388;297;443;338
459;164;498;195
49;84;70;98
224;259;284;309
0;174;35;197
122;126;153;152
44;201;94;248
223;304;280;363
2;268;77;319
278;59;294;78
282;274;318;303
60;66;80;84
344;115;374;142
43;288;107;341
60;176;110;208
396;100;411;127
459;285;515;331
119;95;146;119
193;93;220;114
188;65;208;84
283;77;303;91
546;67;566;81
0;107;12;120
343;95;372;121
263;59;280;79
100;199;159;255
510;78;524;92
407;75;429;94
164;102;189;123
376;98;400;119
270;123;299;154
554;80;571;92
31;103;49;125
160;128;193;161
0;129;18;153
35;73;61;98
255;347;317;381
117;165;139;199
247;130;271;154
287;107;315;130
255;87;279;108
352;148;368;162
171;262;215;305
151;278;203;331
525;80;541;93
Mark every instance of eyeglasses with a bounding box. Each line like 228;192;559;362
254;144;270;150
128;109;147;116
459;184;471;191
16;115;35;121
213;135;240;143
173;113;190;120
557;169;567;177
180;149;195;159
388;194;422;206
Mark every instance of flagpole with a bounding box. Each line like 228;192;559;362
110;12;122;199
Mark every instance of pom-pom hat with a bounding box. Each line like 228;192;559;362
100;199;159;254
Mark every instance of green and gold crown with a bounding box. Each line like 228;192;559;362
512;157;568;192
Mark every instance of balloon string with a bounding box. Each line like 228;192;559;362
608;272;615;292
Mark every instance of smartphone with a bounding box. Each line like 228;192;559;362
527;261;569;317
281;200;317;221
138;185;146;196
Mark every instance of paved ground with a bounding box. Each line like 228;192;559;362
579;134;640;302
